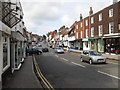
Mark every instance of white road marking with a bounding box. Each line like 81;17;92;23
71;62;86;68
61;58;68;61
55;55;58;57
98;71;120;80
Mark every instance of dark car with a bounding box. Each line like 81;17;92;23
26;48;42;55
42;47;49;52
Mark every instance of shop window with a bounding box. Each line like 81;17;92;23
3;37;8;68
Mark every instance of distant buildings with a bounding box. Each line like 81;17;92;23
47;1;120;54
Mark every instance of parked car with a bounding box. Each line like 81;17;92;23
26;48;42;55
55;47;64;53
42;47;49;52
80;50;107;64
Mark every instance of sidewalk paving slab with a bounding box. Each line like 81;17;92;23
2;56;43;89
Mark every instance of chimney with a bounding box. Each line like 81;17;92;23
89;7;93;15
113;0;118;4
80;13;83;20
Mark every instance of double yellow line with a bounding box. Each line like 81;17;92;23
33;55;55;90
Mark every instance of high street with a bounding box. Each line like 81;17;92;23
35;47;119;88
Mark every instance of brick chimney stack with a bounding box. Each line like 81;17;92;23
89;7;93;15
80;13;83;20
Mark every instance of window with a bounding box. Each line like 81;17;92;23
98;25;103;36
109;9;113;17
119;24;120;30
76;25;78;29
81;31;83;38
99;13;102;21
109;22;114;34
86;20;88;26
76;32;78;39
91;17;94;24
3;37;8;68
80;22;83;27
91;27;94;37
86;29;88;38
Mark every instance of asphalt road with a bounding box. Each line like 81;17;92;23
35;47;119;88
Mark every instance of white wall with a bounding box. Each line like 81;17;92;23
68;36;75;41
0;35;3;83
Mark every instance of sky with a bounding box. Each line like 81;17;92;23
20;0;116;36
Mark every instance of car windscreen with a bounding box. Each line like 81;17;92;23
89;51;101;56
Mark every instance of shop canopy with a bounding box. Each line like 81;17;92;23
89;37;101;40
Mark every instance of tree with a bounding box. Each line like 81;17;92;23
42;35;46;40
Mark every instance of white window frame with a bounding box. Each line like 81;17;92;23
109;22;114;34
3;37;10;72
81;31;83;38
91;17;94;24
91;27;94;37
109;9;113;17
76;32;78;39
98;25;103;36
80;22;83;27
119;24;120;30
76;25;78;29
86;29;88;38
99;13;102;21
86;20;88;26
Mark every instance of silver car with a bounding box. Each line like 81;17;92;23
55;47;64;53
80;50;107;64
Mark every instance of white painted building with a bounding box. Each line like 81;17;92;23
0;0;26;89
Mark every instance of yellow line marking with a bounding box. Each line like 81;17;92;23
33;55;55;90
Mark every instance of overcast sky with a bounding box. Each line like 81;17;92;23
20;0;116;36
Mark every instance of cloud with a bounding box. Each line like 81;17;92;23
61;15;75;27
20;0;114;36
22;2;61;25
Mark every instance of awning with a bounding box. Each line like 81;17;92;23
82;38;88;41
89;37;101;40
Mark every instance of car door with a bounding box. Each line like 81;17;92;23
85;51;90;61
82;51;87;61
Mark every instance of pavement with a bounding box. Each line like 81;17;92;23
2;56;43;89
64;48;120;61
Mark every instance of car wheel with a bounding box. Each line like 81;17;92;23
80;57;83;62
89;59;93;65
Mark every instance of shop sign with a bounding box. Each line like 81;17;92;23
0;21;11;35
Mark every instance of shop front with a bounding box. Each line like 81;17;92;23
82;38;90;50
10;31;25;73
74;39;83;50
89;37;104;52
104;37;120;54
0;21;11;89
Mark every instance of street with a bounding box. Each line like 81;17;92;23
35;48;119;88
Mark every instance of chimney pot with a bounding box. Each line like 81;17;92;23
89;7;93;15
